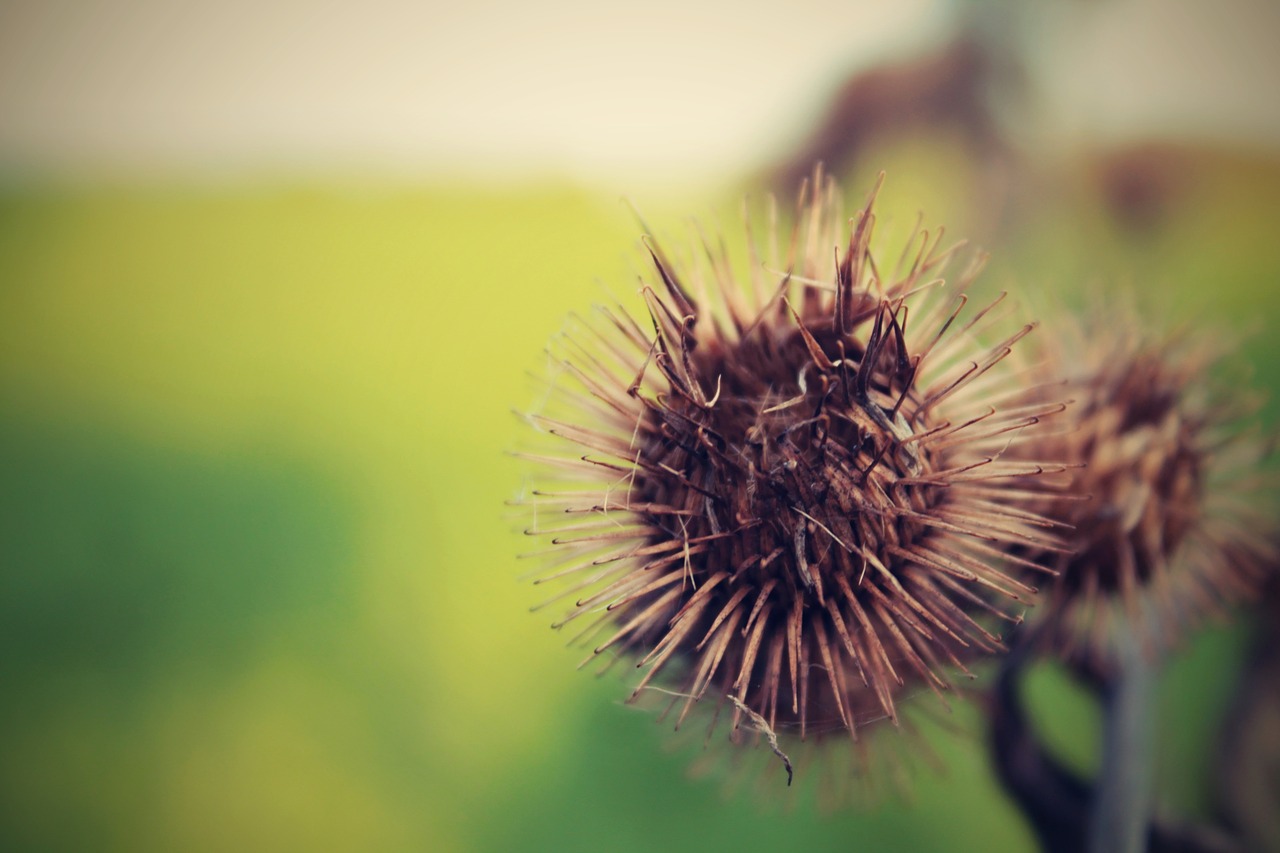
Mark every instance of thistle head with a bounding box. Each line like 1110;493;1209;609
519;171;1066;779
1011;309;1276;659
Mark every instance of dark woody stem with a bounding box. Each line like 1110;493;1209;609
991;634;1092;853
991;621;1242;853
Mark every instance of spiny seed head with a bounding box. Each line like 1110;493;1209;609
1011;312;1277;658
520;171;1066;764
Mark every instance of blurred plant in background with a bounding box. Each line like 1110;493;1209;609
2;0;1280;851
988;309;1277;852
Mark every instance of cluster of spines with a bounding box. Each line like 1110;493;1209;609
520;172;1072;750
1009;316;1278;658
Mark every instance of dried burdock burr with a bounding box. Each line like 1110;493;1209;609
1008;309;1277;660
518;170;1068;783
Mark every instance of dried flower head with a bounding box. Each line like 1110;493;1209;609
1011;309;1276;657
520;172;1066;768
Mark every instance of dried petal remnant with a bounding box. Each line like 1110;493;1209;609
522;174;1064;747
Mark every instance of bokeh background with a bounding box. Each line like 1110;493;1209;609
3;1;1280;851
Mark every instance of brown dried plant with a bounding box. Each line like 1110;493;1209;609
1008;308;1276;660
518;171;1069;777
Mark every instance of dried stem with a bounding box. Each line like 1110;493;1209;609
1088;630;1154;853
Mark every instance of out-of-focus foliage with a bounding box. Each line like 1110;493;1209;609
1;145;1277;851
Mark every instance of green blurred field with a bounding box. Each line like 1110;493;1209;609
1;153;1277;851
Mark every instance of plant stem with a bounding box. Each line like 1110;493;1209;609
1088;631;1154;853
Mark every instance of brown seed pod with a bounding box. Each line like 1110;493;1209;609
518;172;1067;766
1009;309;1276;660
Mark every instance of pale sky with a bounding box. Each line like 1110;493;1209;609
0;0;1277;185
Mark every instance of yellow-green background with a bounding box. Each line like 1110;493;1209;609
2;144;1278;851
